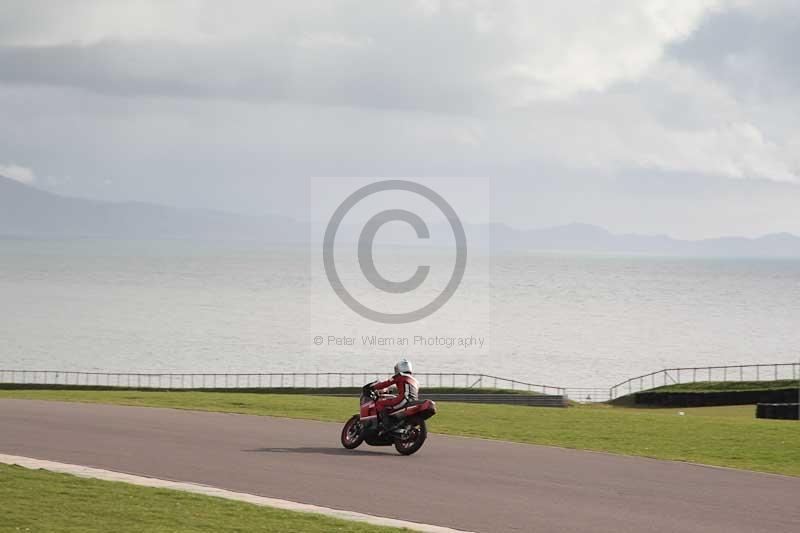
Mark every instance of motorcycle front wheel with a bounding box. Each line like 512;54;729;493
341;415;364;449
394;419;427;456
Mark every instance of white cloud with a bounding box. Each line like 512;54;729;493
0;1;736;106
482;0;729;104
0;163;36;184
472;55;800;183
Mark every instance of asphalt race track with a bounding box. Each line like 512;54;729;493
1;399;797;533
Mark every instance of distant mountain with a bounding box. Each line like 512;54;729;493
486;222;800;257
2;176;800;256
0;175;306;242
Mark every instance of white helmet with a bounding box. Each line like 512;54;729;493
394;358;413;375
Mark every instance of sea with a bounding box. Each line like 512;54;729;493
1;237;799;389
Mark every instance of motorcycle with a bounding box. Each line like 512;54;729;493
340;381;437;455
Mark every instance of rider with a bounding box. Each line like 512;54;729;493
370;358;418;432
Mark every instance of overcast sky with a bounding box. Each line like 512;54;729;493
1;0;799;238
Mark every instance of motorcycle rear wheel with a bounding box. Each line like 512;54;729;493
394;420;427;456
341;415;364;449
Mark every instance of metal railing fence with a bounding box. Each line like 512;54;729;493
609;362;800;400
3;363;797;403
0;370;565;396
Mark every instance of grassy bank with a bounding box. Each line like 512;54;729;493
0;463;406;533
0;384;543;395
1;389;799;476
646;379;798;393
612;379;799;408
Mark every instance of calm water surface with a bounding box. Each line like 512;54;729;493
1;238;799;388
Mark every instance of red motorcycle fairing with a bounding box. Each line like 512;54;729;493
359;395;377;419
360;394;436;421
357;395;392;446
399;399;437;420
341;379;436;454
355;389;437;448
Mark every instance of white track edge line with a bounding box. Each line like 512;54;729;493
0;453;475;533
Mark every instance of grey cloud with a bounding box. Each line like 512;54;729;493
668;3;800;100
0;2;717;113
2;1;800;239
0;38;489;114
0;41;291;100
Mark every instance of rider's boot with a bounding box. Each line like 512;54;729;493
378;410;395;434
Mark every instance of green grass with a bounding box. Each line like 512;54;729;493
0;463;407;533
2;389;799;476
438;403;800;476
647;379;799;393
0;389;370;421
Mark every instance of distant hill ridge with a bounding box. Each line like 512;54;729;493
0;175;305;242
484;222;800;256
2;175;800;256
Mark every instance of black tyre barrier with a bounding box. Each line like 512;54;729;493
756;403;799;420
634;388;799;407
